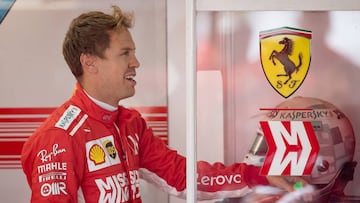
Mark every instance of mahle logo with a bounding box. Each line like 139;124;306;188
260;27;312;98
260;120;319;176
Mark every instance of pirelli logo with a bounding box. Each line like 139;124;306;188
0;106;168;169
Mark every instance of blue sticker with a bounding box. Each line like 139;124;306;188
0;0;16;24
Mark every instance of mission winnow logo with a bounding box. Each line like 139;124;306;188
260;120;320;176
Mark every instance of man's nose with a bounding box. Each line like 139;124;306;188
131;55;140;68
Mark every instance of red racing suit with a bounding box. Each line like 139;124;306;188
21;83;268;203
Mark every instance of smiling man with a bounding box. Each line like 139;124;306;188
20;5;307;203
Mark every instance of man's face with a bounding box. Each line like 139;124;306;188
96;29;140;105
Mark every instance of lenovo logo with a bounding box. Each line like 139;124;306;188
260;121;319;176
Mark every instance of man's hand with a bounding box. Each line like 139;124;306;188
266;176;315;202
266;176;308;192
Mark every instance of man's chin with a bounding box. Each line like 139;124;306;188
120;92;135;100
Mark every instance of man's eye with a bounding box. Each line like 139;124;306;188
121;51;130;56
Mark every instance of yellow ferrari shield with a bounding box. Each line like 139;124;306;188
260;27;312;98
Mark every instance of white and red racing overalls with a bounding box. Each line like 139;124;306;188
21;83;268;203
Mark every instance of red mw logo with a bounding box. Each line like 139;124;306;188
260;121;319;176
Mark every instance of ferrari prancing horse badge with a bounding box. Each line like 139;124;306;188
260;27;312;98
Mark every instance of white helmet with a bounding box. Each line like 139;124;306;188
244;96;357;202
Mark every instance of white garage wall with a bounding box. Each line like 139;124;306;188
0;0;168;202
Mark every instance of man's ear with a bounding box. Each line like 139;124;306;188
80;53;98;73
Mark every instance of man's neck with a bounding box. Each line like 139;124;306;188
83;89;118;112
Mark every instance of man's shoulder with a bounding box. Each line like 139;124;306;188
34;103;87;137
52;104;84;131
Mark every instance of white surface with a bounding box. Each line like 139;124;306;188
197;0;360;11
0;0;168;202
197;71;224;164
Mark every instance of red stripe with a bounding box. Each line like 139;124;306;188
0;118;47;122
143;117;167;122
259;108;313;111
0;142;24;155
0;136;30;139
153;131;168;133
0;166;22;169
259;29;312;39
0;122;42;125
132;106;167;114
260;31;312;39
0;106;169;168
0;107;56;114
0;130;34;134
0;126;38;129
0;107;167;114
0;157;21;161
0;162;21;165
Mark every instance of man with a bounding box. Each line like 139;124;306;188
21;5;305;202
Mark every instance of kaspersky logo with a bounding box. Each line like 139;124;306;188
260;27;312;98
259;120;319;176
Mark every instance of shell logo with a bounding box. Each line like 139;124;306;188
89;144;105;165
